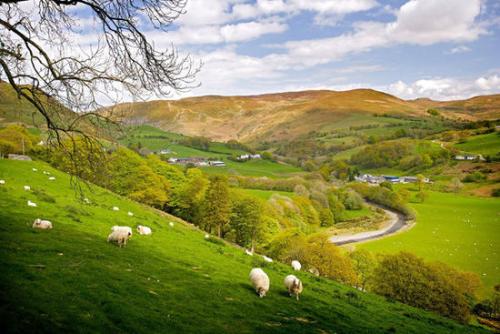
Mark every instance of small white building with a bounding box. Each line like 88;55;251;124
209;160;226;167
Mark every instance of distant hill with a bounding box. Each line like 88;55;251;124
108;89;500;143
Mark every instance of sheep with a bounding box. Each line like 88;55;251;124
169;222;175;227
136;225;152;235
112;206;119;211
32;168;38;172
83;197;90;204
127;211;134;217
32;218;53;230
48;176;56;181
111;226;133;235
24;185;31;191
249;268;270;298
107;230;132;247
245;249;253;256
27;200;37;207
204;234;210;239
284;275;303;300
0;180;5;185
262;255;273;263
43;171;50;175
308;267;320;277
291;260;301;271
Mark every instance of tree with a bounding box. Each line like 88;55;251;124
350;249;377;291
0;0;198;163
448;177;464;193
200;175;231;237
0;124;37;155
168;168;207;222
230;195;264;251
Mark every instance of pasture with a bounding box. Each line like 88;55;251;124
0;159;486;333
454;132;500;157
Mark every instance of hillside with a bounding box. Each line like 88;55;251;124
0;159;490;334
108;89;500;143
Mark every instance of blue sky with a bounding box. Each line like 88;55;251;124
151;0;500;100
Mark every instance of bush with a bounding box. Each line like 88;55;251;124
462;171;486;183
491;188;500;197
342;190;363;210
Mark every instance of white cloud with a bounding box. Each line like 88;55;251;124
220;18;287;42
475;75;500;90
448;45;471;54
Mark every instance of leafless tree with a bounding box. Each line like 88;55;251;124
0;0;198;151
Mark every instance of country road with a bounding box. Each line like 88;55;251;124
330;205;408;246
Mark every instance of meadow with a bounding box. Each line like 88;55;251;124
454;132;500;156
359;191;500;295
0;159;487;333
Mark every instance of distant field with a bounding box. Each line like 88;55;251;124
359;191;500;295
238;188;295;200
454;132;500;156
202;159;302;178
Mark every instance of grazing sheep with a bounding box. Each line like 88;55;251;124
204;234;210;239
43;171;50;175
169;222;175;227
112;206;119;211
308;267;320;277
48;176;56;181
24;185;31;191
83;198;90;204
284;275;303;300
0;180;5;185
291;260;301;271
262;255;273;263
111;226;133;235
136;225;152;235
32;168;38;171
32;218;53;229
27;200;37;207
127;211;134;217
245;249;254;256
249;268;270;298
107;230;132;247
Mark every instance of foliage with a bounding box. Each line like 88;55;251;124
350;249;377;291
372;252;478;323
200;175;231;237
0;124;38;156
228;194;265;250
463;171;486;183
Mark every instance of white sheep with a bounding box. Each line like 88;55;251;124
83;198;90;204
169;222;175;227
0;180;5;185
32;168;38;172
291;260;301;271
111;226;132;235
43;171;50;175
245;249;254;256
204;234;210;239
249;268;270;298
284;275;303;300
112;206;119;211
127;211;134;217
107;230;132;247
27;200;37;207
48;176;56;181
262;255;273;263
32;218;53;229
24;185;31;191
308;267;320;277
136;225;152;235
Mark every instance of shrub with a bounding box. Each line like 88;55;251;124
462;171;486;183
491;188;500;197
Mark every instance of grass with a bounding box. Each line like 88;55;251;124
359;191;500;296
0;159;489;333
454;132;500;156
202;159;302;178
238;188;295;200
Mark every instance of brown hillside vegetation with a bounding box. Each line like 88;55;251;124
108;89;500;143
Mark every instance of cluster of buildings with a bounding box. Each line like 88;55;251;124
236;153;261;161
454;154;485;161
355;174;431;184
167;157;226;167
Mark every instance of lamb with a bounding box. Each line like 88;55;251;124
111;226;133;235
107;230;132;247
262;255;273;263
112;206;119;211
32;168;38;172
127;211;134;217
169;222;175;227
204;234;210;239
284;275;303;300
249;268;270;298
27;200;37;207
48;176;56;181
32;218;53;229
308;267;320;277
136;225;152;235
0;180;5;185
291;260;301;271
24;185;31;191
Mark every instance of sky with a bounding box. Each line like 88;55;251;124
152;0;500;100
13;0;500;102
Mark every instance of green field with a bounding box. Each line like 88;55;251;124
238;188;295;200
202;159;302;178
359;191;500;295
0;159;486;333
454;132;500;156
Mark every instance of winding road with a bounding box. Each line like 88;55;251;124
330;206;409;246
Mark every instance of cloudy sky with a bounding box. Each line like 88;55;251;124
147;0;499;100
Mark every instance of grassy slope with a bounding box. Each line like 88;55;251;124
359;191;500;295
0;159;488;334
454;132;500;156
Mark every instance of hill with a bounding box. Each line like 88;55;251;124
0;159;489;333
108;89;500;144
